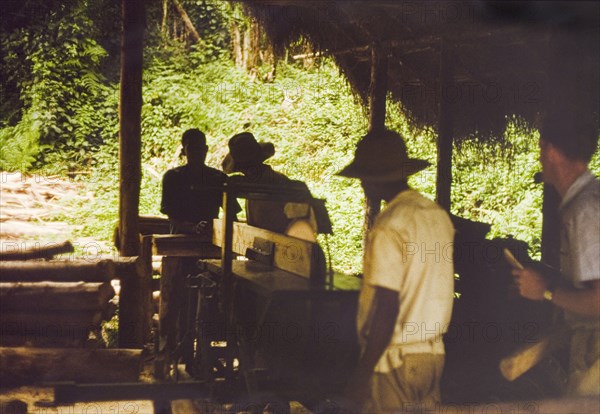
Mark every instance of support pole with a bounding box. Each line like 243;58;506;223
436;39;454;211
118;0;145;348
221;186;236;381
363;43;388;243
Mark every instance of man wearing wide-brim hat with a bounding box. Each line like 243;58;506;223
340;129;455;412
222;132;316;236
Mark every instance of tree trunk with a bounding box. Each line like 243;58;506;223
232;22;243;68
119;0;145;348
161;0;169;39
172;0;200;43
242;25;251;70
247;20;261;71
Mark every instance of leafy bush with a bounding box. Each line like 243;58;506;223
4;0;598;276
0;1;118;171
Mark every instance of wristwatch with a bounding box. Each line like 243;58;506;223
543;288;554;302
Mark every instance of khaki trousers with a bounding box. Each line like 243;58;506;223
365;351;445;413
568;327;600;396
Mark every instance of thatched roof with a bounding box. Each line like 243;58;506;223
242;1;599;141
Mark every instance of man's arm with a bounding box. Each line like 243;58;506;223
513;268;600;318
345;286;399;405
160;171;176;217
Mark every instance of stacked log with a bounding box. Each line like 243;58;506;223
0;240;74;261
0;348;142;387
0;260;117;347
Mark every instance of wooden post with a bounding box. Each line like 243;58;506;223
118;0;145;348
368;43;388;133
436;39;453;211
363;43;388;243
221;187;236;381
140;235;154;342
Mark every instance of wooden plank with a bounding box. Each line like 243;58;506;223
0;260;115;282
499;324;570;381
0;240;74;261
204;260;360;296
213;220;325;280
0;281;115;311
0;348;142;387
152;234;221;257
138;214;171;234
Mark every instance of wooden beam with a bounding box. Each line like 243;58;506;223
0;348;142;387
435;39;454;211
362;43;388;245
213;219;325;281
152;234;220;257
368;43;388;132
140;235;154;342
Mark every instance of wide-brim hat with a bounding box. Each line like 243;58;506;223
337;129;431;182
222;132;275;174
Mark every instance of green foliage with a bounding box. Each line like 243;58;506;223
5;0;598;276
452;123;544;257
0;111;41;170
0;0;118;171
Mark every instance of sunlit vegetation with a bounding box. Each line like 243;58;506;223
1;0;598;274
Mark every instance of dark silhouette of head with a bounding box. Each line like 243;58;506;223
181;129;208;166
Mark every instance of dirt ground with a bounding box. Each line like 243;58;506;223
0;386;154;414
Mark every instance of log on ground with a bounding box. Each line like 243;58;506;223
0;260;115;282
0;348;142;387
0;282;115;311
0;241;74;261
0;311;104;339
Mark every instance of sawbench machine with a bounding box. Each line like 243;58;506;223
154;182;361;411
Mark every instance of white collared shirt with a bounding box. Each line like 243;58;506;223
559;170;600;328
357;190;455;360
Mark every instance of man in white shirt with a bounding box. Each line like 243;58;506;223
339;129;455;411
513;117;599;396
